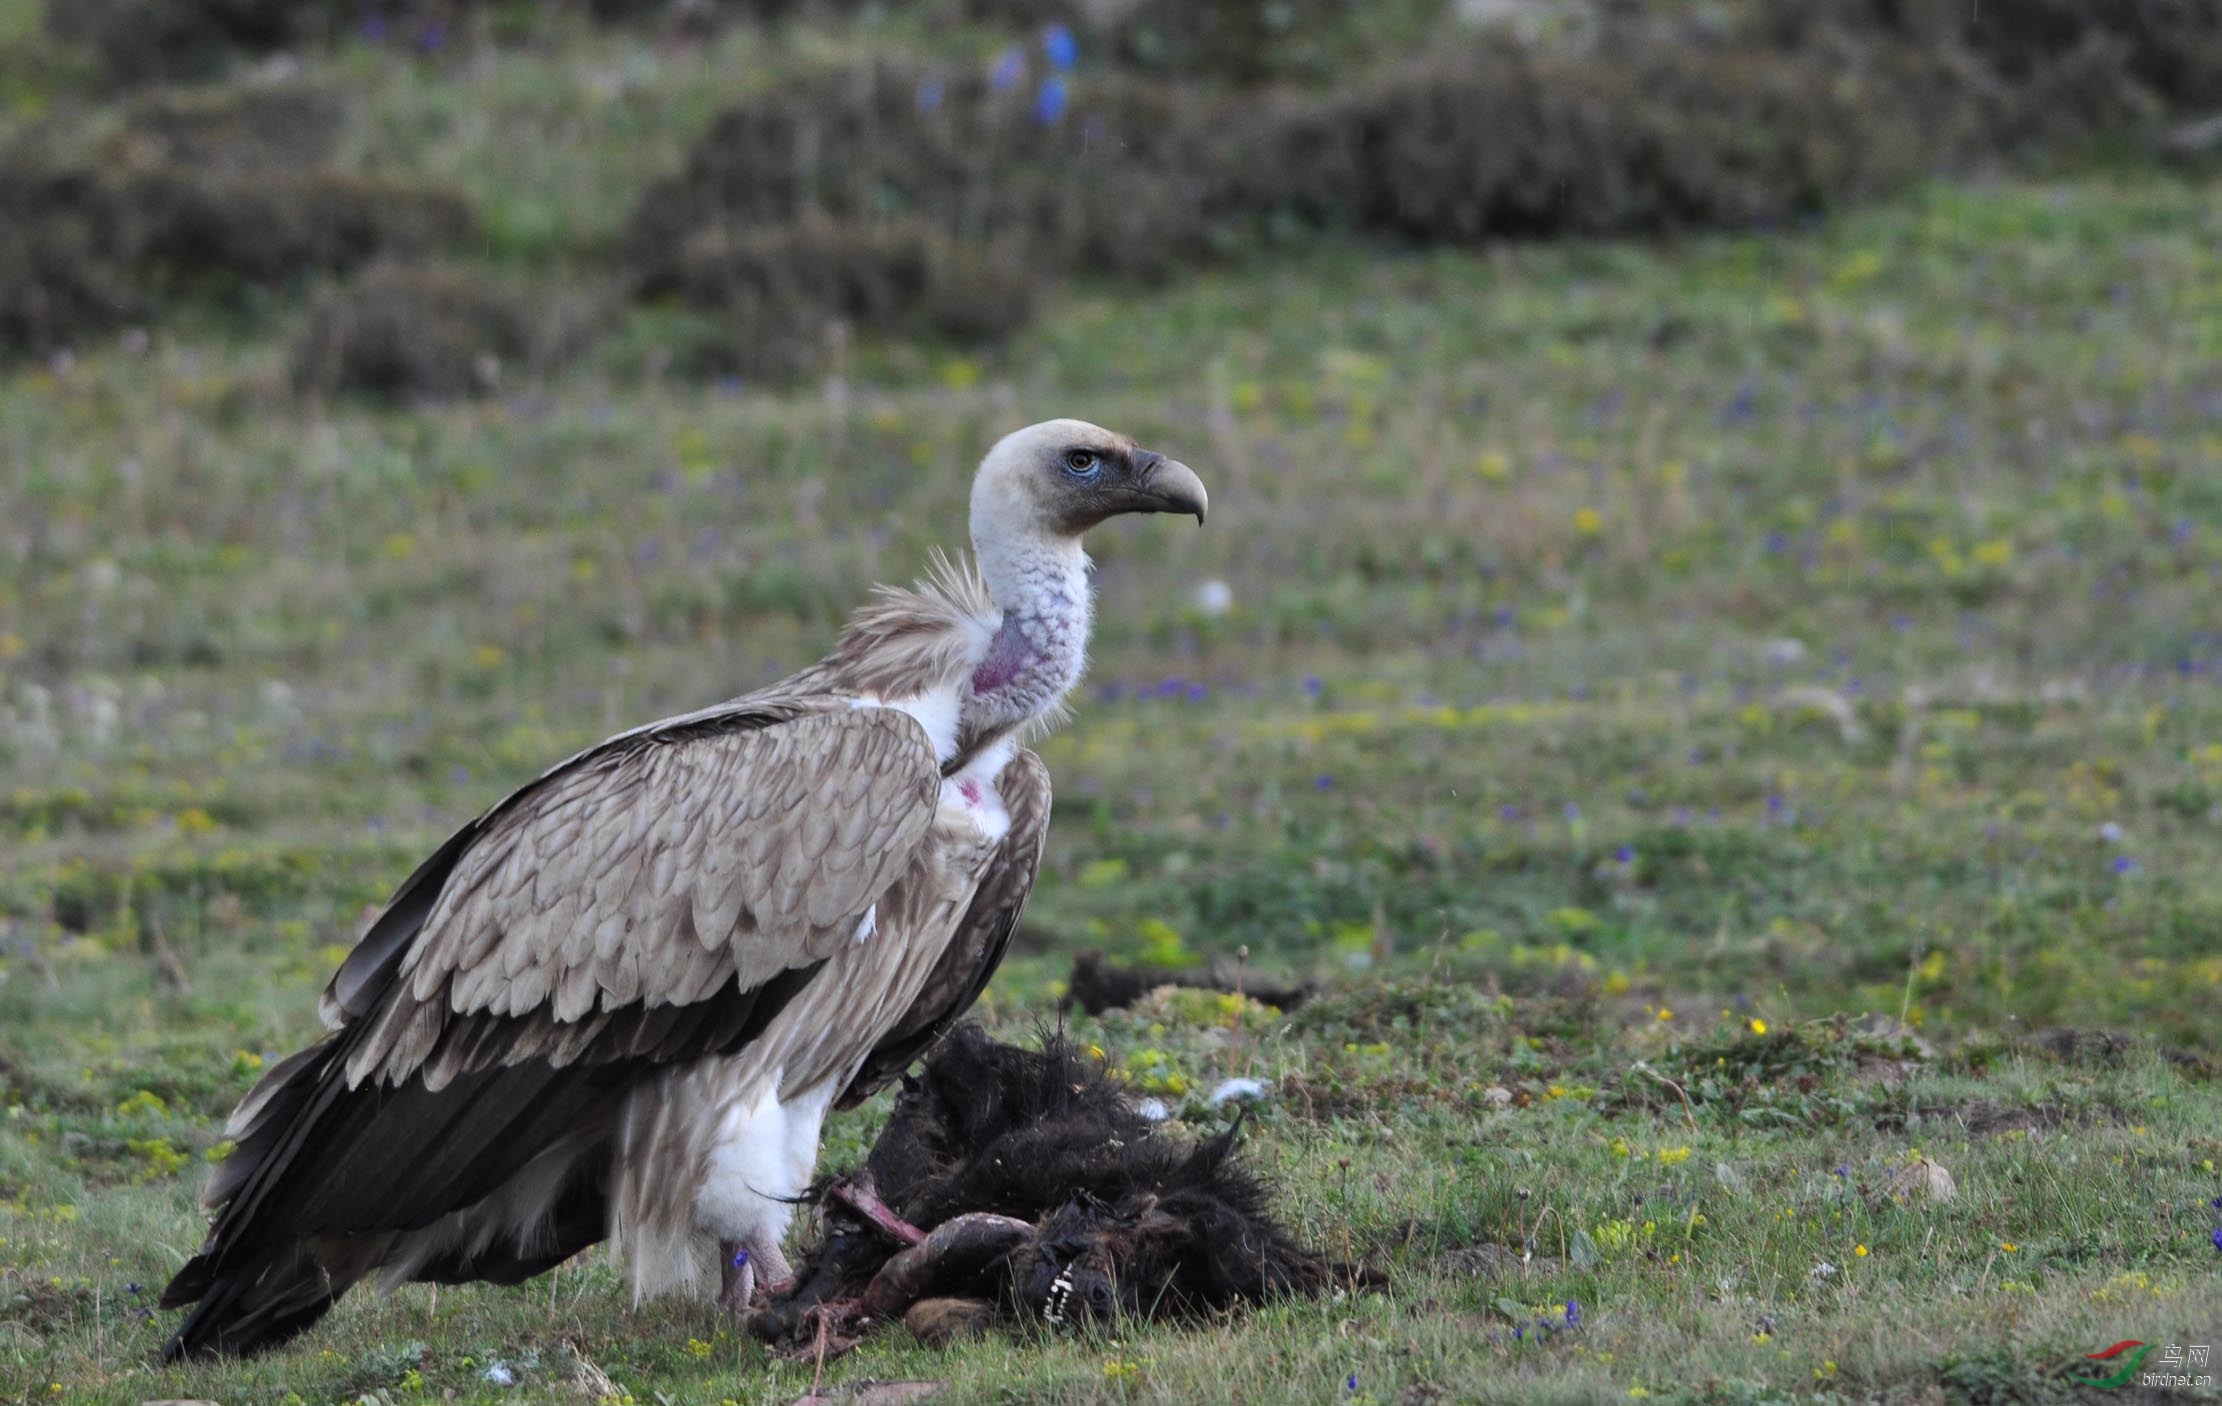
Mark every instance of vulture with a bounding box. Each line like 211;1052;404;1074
159;418;1207;1360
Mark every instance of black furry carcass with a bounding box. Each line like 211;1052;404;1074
750;1025;1359;1354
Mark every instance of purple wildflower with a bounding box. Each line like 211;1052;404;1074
1315;775;1334;791
1043;22;1078;70
990;44;1025;92
1614;846;1634;864
1563;802;1582;821
1034;75;1068;125
1303;674;1324;695
2113;855;2138;874
1562;1298;1582;1329
2212;1227;2222;1253
1185;681;1207;702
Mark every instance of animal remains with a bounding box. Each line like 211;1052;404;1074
748;1025;1359;1357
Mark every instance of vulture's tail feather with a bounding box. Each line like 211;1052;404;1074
162;1245;351;1362
161;963;824;1358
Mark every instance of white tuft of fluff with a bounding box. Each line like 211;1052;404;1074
852;686;963;764
1208;1077;1268;1108
1193;579;1233;617
1134;1097;1172;1122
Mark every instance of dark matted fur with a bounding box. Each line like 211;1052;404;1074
754;1024;1355;1346
1062;950;1312;1018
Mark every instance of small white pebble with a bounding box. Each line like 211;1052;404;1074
1134;1098;1172;1122
1208;1077;1268;1108
1193;579;1233;617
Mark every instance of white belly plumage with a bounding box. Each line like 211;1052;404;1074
609;742;1011;1299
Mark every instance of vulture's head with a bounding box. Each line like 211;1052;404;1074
971;419;1207;552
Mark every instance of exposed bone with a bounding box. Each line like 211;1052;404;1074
860;1213;1033;1317
830;1174;928;1247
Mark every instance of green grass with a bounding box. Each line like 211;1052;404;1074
5;35;2222;1398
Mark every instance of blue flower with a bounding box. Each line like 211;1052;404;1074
1315;775;1335;791
1563;802;1582;821
2212;1226;2222;1253
916;77;946;113
990;44;1025;92
1043;22;1079;70
1034;75;1068;125
2113;855;2138;875
1562;1298;1582;1329
731;1247;749;1268
1303;674;1324;696
1614;846;1634;864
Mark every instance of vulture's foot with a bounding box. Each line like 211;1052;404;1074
828;1174;927;1247
904;1296;996;1347
718;1237;796;1316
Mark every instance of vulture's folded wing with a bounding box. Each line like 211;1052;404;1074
841;747;1051;1107
161;700;942;1355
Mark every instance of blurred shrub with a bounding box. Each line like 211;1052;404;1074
45;0;307;86
630;63;1224;289
666;220;1040;378
124;170;473;287
114;83;347;173
0;165;142;356
290;263;544;400
1765;0;2222;112
1294;39;1959;242
0;103;474;359
952;0;1444;83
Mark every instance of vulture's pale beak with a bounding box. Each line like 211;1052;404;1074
1133;452;1208;525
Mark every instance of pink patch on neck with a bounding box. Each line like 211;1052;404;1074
970;627;1027;695
957;778;984;806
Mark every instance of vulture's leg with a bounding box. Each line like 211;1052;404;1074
828;1174;927;1247
718;1242;755;1315
717;1236;796;1315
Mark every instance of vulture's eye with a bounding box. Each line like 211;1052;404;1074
1063;450;1100;478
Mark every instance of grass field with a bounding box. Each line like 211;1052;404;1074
6;14;2222;1400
